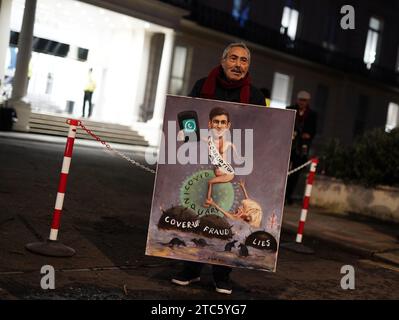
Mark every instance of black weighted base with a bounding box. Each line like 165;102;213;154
26;239;75;257
280;242;315;254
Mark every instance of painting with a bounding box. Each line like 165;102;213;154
145;95;295;272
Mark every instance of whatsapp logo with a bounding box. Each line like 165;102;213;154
182;118;197;132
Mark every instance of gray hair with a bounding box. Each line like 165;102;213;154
221;42;251;63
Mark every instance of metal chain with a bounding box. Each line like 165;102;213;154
287;159;313;176
79;122;156;174
78;121;312;177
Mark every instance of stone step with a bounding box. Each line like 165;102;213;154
29;112;149;146
29;113;133;131
29;120;144;140
28;128;149;146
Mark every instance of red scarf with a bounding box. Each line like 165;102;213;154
200;66;251;103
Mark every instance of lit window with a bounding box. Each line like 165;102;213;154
280;6;299;41
271;72;293;109
363;17;382;69
169;46;188;95
385;102;399;132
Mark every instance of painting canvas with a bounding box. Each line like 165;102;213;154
145;95;295;272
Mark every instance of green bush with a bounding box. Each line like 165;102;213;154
320;128;399;187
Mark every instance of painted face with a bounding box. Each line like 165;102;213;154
236;206;244;215
236;206;250;222
221;46;250;81
208;114;230;137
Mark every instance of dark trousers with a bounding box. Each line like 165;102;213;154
82;91;93;117
286;151;307;202
183;261;232;282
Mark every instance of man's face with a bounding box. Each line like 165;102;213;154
208;114;230;137
297;98;310;109
221;46;250;81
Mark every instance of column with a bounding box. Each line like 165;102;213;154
11;0;37;132
150;30;174;124
0;0;12;93
133;29;152;122
147;30;174;146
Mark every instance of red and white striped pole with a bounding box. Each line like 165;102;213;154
295;157;319;243
26;119;79;257
49;119;80;241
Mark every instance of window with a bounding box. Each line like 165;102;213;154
323;11;338;51
353;95;369;137
232;0;250;27
280;6;299;41
271;72;293;108
169;46;188;95
386;102;399;132
363;17;382;69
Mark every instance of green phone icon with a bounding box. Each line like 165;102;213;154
182;118;197;132
178;111;199;142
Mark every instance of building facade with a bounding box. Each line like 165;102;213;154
166;0;399;150
1;0;398;149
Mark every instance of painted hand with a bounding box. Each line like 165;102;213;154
177;130;185;141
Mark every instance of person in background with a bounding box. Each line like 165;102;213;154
82;68;96;118
285;90;317;204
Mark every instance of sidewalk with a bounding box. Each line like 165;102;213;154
2;131;398;268
283;204;399;267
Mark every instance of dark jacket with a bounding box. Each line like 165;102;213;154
286;104;317;155
189;77;266;106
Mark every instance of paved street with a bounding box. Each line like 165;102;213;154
1;135;399;300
